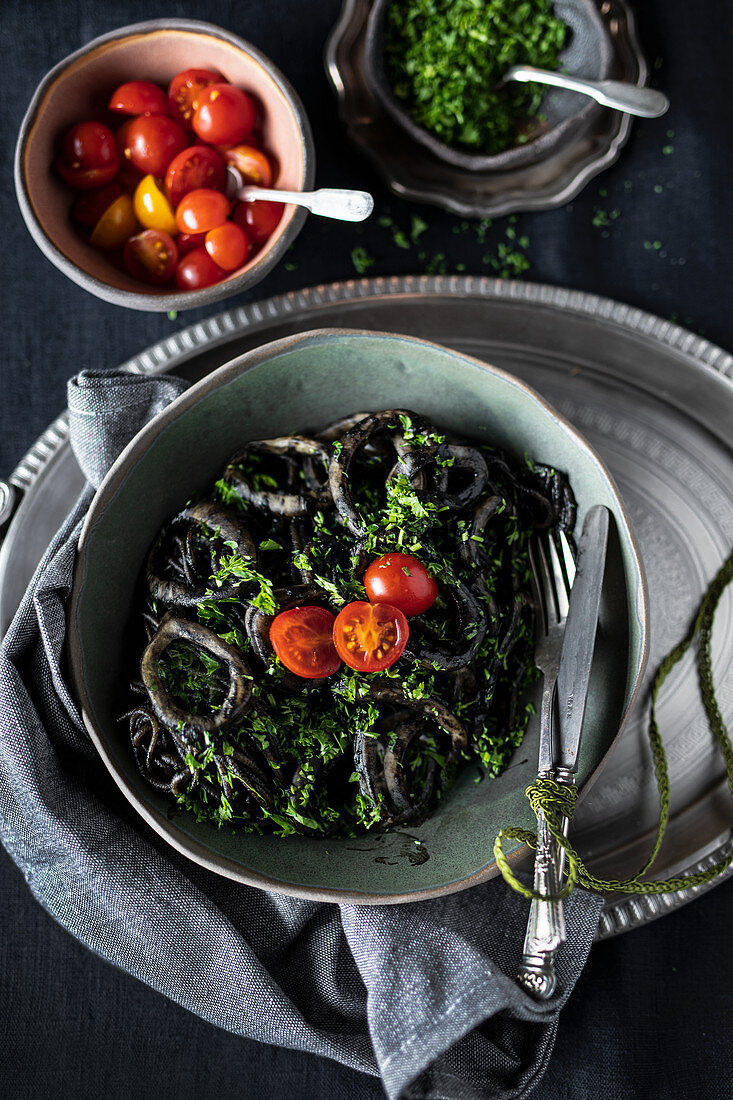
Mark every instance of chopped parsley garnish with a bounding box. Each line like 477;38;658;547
384;0;568;155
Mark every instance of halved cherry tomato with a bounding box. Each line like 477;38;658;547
55;160;119;190
114;120;144;187
108;80;168;116
134;175;178;235
89;194;139;250
177;231;207;256
332;601;409;672
364;554;438;618
192;84;256;145
232;199;284;245
164;145;226;209
168;68;223;129
126;114;187;177
57;121;120;189
269;606;341;679
174;247;226;290
222;144;273;187
61;121;118;169
124;230;178;284
72;182;123;228
204;222;249;271
175;188;230;234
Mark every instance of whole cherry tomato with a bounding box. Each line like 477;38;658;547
204;222;250;271
114;120;144;187
364;554;438;617
223;144;273;187
177;231;207;256
89;194;139;250
269;606;341;679
192;84;256;145
124;230;178;284
175;188;231;234
167;68;223;129
133;175;178;235
108;80;168;116
56;121;120;189
332;601;409;672
232;199;284;245
126;114;187;178
72;182;123;228
174;247;227;290
164;145;226;209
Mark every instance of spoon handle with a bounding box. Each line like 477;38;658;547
238;186;375;222
507;65;669;118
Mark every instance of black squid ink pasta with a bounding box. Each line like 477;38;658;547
122;409;575;837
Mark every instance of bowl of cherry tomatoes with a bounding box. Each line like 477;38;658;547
15;19;315;311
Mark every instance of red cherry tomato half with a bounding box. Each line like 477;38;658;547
269;606;341;679
223;144;273;187
364;554;438;618
61;121;118;170
123;230;178;285
175;188;231;234
55;158;120;190
332;601;409;672
164;145;226;209
126;114;187;178
167;68;223;129
108;80;168;116
57;121;120;188
232;199;284;245
174;247;226;290
192;84;256;146
177;231;207;256
114;119;144;187
72;182;123;228
205;221;250;271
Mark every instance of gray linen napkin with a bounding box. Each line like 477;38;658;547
0;370;604;1100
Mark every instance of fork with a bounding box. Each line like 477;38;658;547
516;530;575;1000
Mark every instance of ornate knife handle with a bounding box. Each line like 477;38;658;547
517;806;566;1000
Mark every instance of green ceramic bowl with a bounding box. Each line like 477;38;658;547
68;329;648;903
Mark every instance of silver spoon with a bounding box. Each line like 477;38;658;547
226;167;374;222
505;65;669;118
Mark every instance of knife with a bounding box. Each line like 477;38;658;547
554;504;610;784
517;505;610;1000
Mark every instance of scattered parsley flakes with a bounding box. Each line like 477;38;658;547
351;246;374;274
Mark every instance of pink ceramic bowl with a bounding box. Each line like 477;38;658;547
14;19;315;312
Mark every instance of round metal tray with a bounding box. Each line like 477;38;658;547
1;274;732;939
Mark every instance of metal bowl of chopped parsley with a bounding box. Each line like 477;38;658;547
364;0;614;170
68;329;646;903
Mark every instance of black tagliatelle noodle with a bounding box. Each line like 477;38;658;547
122;410;576;837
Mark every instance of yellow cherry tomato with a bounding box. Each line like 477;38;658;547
89;194;139;250
133;174;178;235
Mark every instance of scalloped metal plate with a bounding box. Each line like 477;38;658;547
1;274;732;937
324;0;646;217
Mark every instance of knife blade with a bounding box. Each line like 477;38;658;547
554;504;610;778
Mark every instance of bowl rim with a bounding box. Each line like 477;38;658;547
13;18;316;313
68;326;649;904
363;0;611;173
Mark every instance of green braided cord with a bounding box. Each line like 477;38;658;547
494;778;579;901
496;546;733;899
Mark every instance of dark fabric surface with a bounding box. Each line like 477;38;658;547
1;0;732;1098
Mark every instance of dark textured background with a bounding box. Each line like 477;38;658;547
2;1;733;1096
